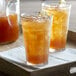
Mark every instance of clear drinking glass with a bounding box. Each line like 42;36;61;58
42;2;71;52
21;12;52;66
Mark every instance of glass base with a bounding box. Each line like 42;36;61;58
26;61;48;67
49;48;65;53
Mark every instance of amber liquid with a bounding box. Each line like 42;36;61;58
43;7;68;50
0;14;19;44
21;16;50;64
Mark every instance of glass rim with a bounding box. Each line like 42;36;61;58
42;2;71;8
21;12;53;20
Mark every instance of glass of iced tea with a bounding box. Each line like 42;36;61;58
21;12;52;66
42;2;71;52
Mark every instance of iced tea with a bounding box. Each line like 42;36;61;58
42;3;71;51
0;14;19;44
21;15;51;66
